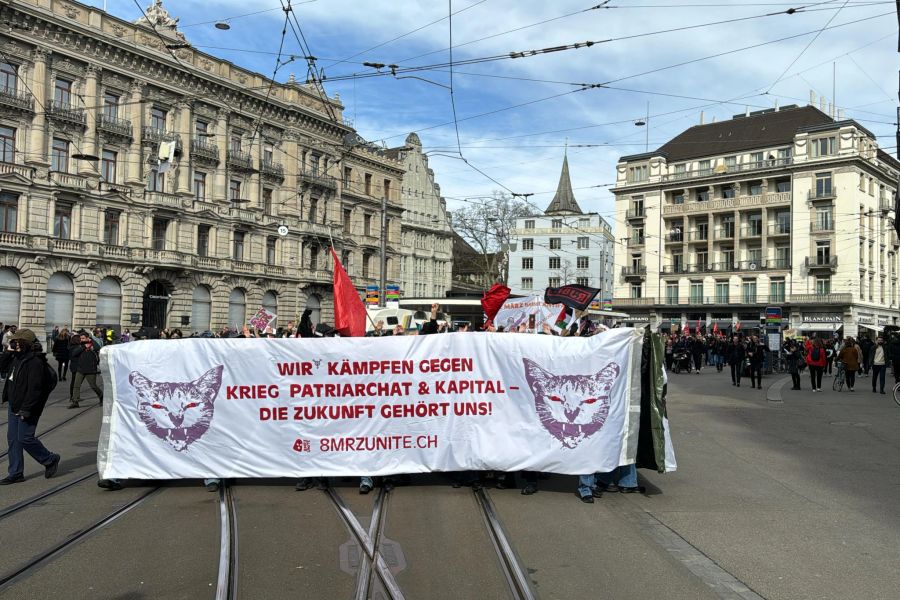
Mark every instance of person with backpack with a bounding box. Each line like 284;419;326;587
68;330;104;409
806;338;827;392
0;329;61;484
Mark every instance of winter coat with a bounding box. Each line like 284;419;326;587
0;350;53;421
806;345;827;368
787;348;803;374
52;336;70;360
837;344;861;371
747;342;765;366
69;341;100;375
726;344;746;365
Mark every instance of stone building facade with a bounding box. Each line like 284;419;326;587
0;0;405;336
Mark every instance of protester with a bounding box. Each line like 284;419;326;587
869;336;887;394
0;329;61;484
52;327;71;381
747;335;765;390
69;330;104;408
298;309;315;338
786;341;803;390
837;337;861;392
727;336;746;387
806;338;827;392
859;335;873;377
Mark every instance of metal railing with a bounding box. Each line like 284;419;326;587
626;237;645;248
621;266;647;277
97;114;133;138
191;138;219;162
805;256;838;269
226;149;254;170
714;228;735;240
768;223;791;235
48;101;86;126
625;207;645;219
142;126;181;147
0;86;34;112
260;159;284;178
662;157;793;182
808;189;835;201
810;221;834;233
740;226;763;238
299;169;338;190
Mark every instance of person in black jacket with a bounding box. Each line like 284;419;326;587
52;327;71;381
68;331;104;408
747;336;766;389
727;336;747;387
1;329;61;484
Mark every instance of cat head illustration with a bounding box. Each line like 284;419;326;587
522;359;620;449
129;365;224;452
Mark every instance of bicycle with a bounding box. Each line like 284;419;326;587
892;381;900;407
832;362;845;392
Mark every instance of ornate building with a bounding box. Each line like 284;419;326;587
0;0;405;335
387;133;453;299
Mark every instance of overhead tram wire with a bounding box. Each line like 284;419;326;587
447;0;463;158
132;0;189;68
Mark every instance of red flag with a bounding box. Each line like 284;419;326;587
330;247;367;337
695;320;701;335
481;283;511;324
735;321;741;332
712;322;718;334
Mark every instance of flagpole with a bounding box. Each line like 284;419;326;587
331;235;379;332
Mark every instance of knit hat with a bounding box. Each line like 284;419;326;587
9;329;37;344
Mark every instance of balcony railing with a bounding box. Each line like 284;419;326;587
50;171;89;189
621;266;647;278
0;161;35;181
97;114;133;139
662;157;793;182
664;233;684;243
714;228;735;240
880;196;893;211
226;149;254;171
0;231;31;247
687;230;709;242
808;189;835;201
662;191;791;215
191;138;220;162
260;159;284;179
768;223;791;235
663;260;791;274
299;169;338;190
806;256;838;270
144;191;184;208
626;237;645;248
632;293;851;306
626;207;645;219
142;127;182;147
0;86;34;113
740;226;763;238
790;293;851;304
48;101;86;127
611;297;656;306
810;221;834;233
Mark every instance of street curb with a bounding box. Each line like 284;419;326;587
766;376;789;403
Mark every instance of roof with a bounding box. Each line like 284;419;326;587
545;155;583;215
646;105;835;163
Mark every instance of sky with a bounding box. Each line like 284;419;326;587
89;0;897;225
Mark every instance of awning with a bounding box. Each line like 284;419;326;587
859;323;882;332
623;322;650;329
799;322;841;332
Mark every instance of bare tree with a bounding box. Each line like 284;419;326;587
450;191;533;285
553;259;576;286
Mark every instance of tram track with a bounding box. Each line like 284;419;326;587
0;402;99;460
0;471;97;521
475;488;538;600
0;486;163;593
215;482;239;600
0;395;72;428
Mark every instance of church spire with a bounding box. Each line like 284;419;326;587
545;155;582;215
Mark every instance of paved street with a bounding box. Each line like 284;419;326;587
2;363;900;599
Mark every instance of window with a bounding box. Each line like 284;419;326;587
53;78;72;105
549;238;561;250
152;218;168;250
192;286;212;332
364;213;372;236
343;209;352;233
102;92;119;118
749;152;764;168
674;163;686;178
576;277;589;286
95;277;121;328
0;126;14;163
811;136;835;158
816;241;830;264
103;210;120;245
673;253;684;272
341;250;351;270
777;147;792;161
197;224;210;257
549;257;561;269
722;248;734;270
0;62;17;93
195;120;209;136
521;257;533;270
631;196;644;215
521;278;533;290
230;133;242;153
308;154;320;175
579;218;590;227
364;173;372;195
577;237;589;249
697;222;708;240
666;283;679;304
770;279;785;303
228;288;246;328
524;219;535;229
522;238;534;251
552;219;562;229
627;164;648;182
696;250;708;270
577;256;589;269
147;168;164;192
722;217;735;238
673;191;685;204
229;180;242;201
266;237;277;265
263;188;273;215
54;204;72;239
814;172;832;197
749;181;763;195
101;150;116;183
51;138;69;172
630;284;642;298
0;193;17;232
715;282;729;303
263;143;274;164
722;186;735;199
775;179;791;193
724;156;737;171
775;245;790;268
816;276;831;295
362;253;371;277
748;247;762;264
696;189;709;202
690;282;703;303
310;245;319;270
550;277;561;288
698;160;711;175
741;280;757;303
233;230;246;260
383;179;391;200
193;171;207;200
815;205;832;230
748;215;762;236
343;166;351;186
150;107;167;132
306;198;318;224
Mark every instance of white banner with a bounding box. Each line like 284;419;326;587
493;296;563;333
97;328;647;479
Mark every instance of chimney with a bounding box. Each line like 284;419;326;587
700;111;704;125
820;96;826;112
774;99;779;112
828;102;833;118
810;90;816;106
838;108;845;119
745;106;750;117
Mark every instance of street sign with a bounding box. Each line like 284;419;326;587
365;285;379;305
385;284;400;302
765;306;782;326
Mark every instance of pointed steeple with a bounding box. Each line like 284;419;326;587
545;154;582;215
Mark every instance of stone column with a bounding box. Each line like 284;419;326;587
214;108;228;202
126;81;145;184
176;100;192;194
249;122;261;208
26;48;49;167
79;64;99;175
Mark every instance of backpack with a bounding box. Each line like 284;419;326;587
811;348;821;361
40;358;58;397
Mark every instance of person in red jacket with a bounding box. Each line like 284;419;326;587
806;338;827;392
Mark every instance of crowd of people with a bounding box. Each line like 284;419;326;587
1;308;637;504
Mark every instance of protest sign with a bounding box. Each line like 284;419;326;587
248;307;277;331
97;328;659;479
493;296;563;333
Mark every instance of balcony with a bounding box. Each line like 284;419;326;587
192;256;221;270
260;159;284;180
661;264;687;275
0;86;34;114
0;162;34;181
805;256;837;272
686;230;709;243
144;191;185;209
789;293;851;304
810;221;834;234
626;236;645;248
232;261;257;274
611;297;656;307
880;196;893;211
714;228;735;240
299;169;337;191
99;244;132;259
664;232;684;244
662;157;793;182
0;231;31;248
47;101;86;127
740;226;763;239
768;223;791;236
662;191;791;216
142;127;182;148
191;139;220;163
621;266;647;280
625;207;645;220
51;171;89;190
226;149;254;171
808;189;836;202
97;114;133;140
50;239;84;253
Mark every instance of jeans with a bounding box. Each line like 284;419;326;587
871;364;886;392
6;404;55;477
360;476;374;489
596;464;638;488
204;478;220;487
809;366;824;390
72;372;103;404
577;473;595;498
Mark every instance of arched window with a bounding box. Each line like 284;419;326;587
96;277;122;328
305;294;321;325
46;272;74;330
191;285;212;332
0;267;20;325
228;288;246;329
262;290;277;326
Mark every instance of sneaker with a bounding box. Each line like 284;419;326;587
520;483;538;495
97;478;123;491
0;474;24;485
590;487;604;498
359;483;373;495
44;454;61;479
577;492;594;504
617;485;646;493
294;479;314;491
600;483;619;493
205;481;220;492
